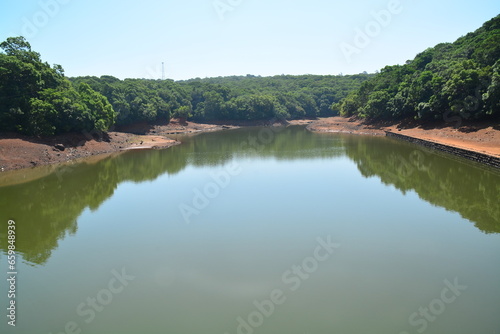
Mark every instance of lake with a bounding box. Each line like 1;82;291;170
1;126;499;334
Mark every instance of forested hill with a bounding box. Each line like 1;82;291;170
72;74;372;125
336;14;500;122
3;15;498;138
184;74;373;119
0;37;115;136
0;33;371;137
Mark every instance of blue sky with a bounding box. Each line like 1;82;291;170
1;0;499;80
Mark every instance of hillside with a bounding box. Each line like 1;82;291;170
336;14;500;124
73;73;372;124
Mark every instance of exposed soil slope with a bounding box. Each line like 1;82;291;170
307;117;500;158
1;117;499;174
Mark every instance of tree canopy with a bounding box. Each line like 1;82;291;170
0;37;115;136
72;73;372;125
178;74;372;121
2;15;499;137
335;14;500;123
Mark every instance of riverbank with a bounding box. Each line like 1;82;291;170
0;120;239;172
306;117;500;159
1;117;499;173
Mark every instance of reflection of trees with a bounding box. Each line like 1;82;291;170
344;136;500;234
178;126;345;166
0;161;119;265
2;126;497;267
0;126;344;265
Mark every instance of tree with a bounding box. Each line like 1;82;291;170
336;14;500;123
77;83;115;132
174;105;193;119
0;37;116;135
0;37;41;63
483;60;500;116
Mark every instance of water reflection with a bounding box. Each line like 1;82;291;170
0;126;498;266
343;135;500;234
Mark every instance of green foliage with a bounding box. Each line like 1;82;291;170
483;60;500;115
70;77;191;125
179;74;372;121
0;37;371;135
77;83;115;131
338;15;500;123
72;73;372;124
174;105;193;119
0;37;114;136
3;16;499;136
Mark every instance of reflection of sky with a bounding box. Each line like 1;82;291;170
2;150;499;333
1;129;500;333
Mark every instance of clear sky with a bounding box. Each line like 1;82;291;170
1;0;499;81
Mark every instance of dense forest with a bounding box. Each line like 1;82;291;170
0;36;370;136
71;74;372;124
1;15;499;136
0;37;115;136
177;74;372;120
336;14;500;122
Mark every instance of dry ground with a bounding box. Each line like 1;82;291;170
1;117;499;173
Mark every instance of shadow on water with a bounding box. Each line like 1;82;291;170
0;126;498;265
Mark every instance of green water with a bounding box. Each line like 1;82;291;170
1;126;499;334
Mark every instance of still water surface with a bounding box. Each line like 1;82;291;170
1;126;499;334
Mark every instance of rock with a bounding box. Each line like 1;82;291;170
55;143;65;151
